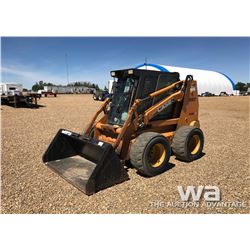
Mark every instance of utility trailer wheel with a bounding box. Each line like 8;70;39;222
172;126;204;162
130;132;171;177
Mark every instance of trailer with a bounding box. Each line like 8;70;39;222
42;85;96;94
38;89;57;97
108;80;115;94
1;83;40;108
0;83;23;96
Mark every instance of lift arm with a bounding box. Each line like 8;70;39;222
84;98;110;135
143;90;184;124
141;79;186;124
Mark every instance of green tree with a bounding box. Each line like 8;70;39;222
67;81;101;91
236;82;247;92
44;82;54;86
95;84;100;91
32;81;46;91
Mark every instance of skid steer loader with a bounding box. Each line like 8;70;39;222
43;68;204;195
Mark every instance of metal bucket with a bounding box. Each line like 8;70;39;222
43;129;128;195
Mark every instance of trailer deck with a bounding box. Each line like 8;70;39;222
1;92;41;108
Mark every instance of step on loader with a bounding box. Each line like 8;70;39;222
43;68;204;195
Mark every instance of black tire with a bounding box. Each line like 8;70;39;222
93;95;97;100
130;132;171;177
172;126;204;162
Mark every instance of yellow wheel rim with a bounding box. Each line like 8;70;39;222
190;120;200;128
148;143;166;167
189;135;201;155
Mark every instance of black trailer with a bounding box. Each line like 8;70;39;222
1;92;41;108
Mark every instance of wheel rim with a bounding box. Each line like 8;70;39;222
148;143;166;167
189;134;201;155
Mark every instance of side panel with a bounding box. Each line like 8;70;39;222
177;80;199;128
135;71;180;116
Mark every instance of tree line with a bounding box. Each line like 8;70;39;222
236;82;250;92
32;81;101;92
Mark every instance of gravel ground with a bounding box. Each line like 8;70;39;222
1;95;249;214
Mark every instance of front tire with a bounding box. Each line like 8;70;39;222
172;126;204;162
130;132;171;177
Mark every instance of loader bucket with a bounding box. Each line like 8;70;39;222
43;129;129;195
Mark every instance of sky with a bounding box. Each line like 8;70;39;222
1;37;249;89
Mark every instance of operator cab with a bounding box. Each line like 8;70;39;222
108;68;180;126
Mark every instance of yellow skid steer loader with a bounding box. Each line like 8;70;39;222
43;68;204;195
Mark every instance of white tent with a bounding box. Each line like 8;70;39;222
136;63;236;95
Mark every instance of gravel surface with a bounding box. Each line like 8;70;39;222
1;95;249;213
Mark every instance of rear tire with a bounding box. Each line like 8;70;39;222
172;126;204;162
130;132;171;177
